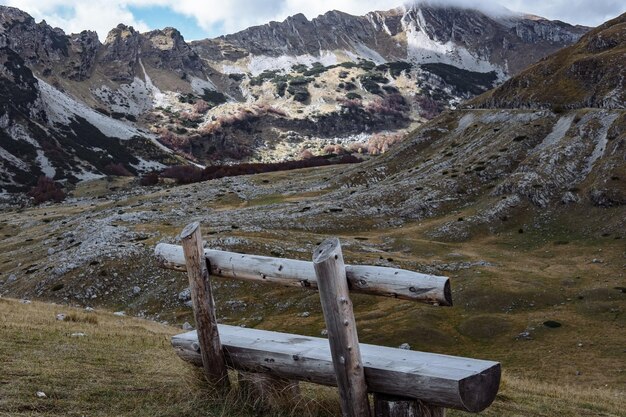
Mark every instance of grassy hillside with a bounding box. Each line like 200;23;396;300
1;295;624;416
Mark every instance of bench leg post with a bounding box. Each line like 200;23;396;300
181;222;230;389
313;238;371;417
374;394;445;417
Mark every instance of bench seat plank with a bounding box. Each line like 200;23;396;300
172;325;500;412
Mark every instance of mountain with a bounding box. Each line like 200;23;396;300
471;13;626;109
0;3;589;192
329;13;625;239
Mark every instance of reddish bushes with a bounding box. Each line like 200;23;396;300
139;171;160;186
160;165;205;185
365;132;405;155
28;176;65;204
322;144;348;155
415;95;443;119
160;155;362;185
299;149;314;160
346;132;406;155
192;99;210;114
365;93;408;117
157;128;190;152
103;163;133;177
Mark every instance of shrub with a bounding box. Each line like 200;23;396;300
365;93;408;117
139;171;159;186
103;163;133;177
364;132;406;155
415;95;443;119
345;92;363;101
228;73;245;82
192;100;210;114
161;165;204;185
299;149;314;160
323;144;348;155
28;176;66;204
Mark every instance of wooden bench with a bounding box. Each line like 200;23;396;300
156;223;500;416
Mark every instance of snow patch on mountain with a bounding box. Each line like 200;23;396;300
131;157;167;172
36;150;55;178
37;78;146;140
535;114;575;152
92;77;154;116
403;10;505;78
138;59;167;108
0;145;27;170
345;42;387;64
190;76;217;94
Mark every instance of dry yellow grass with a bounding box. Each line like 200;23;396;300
1;298;624;417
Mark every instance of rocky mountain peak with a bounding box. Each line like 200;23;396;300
104;24;139;45
0;5;34;26
145;27;186;50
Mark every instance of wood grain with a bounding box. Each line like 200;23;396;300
171;325;501;412
180;222;229;389
313;238;371;417
155;243;452;306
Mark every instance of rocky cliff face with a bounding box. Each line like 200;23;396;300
471;13;626;109
193;4;588;76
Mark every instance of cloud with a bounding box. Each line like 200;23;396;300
2;0;625;41
4;0;150;39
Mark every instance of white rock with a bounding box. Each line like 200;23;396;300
399;343;411;350
84;307;95;312
132;286;141;295
55;313;66;321
182;322;194;330
178;287;191;301
36;391;47;398
71;332;87;337
113;311;125;316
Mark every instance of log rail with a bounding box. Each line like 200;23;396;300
155;243;452;306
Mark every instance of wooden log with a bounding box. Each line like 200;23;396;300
180;222;229;389
237;371;300;411
374;394;446;417
171;325;501;412
313;238;371;417
155;243;452;306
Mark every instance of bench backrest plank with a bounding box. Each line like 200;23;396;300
155;243;451;306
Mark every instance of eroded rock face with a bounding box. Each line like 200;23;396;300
101;24;142;82
0;7;100;80
192;4;588;76
141;27;205;78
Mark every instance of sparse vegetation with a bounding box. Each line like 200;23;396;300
27;176;66;204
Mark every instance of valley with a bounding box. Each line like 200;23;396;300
0;2;624;416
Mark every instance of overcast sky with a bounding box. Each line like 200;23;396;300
1;0;624;41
